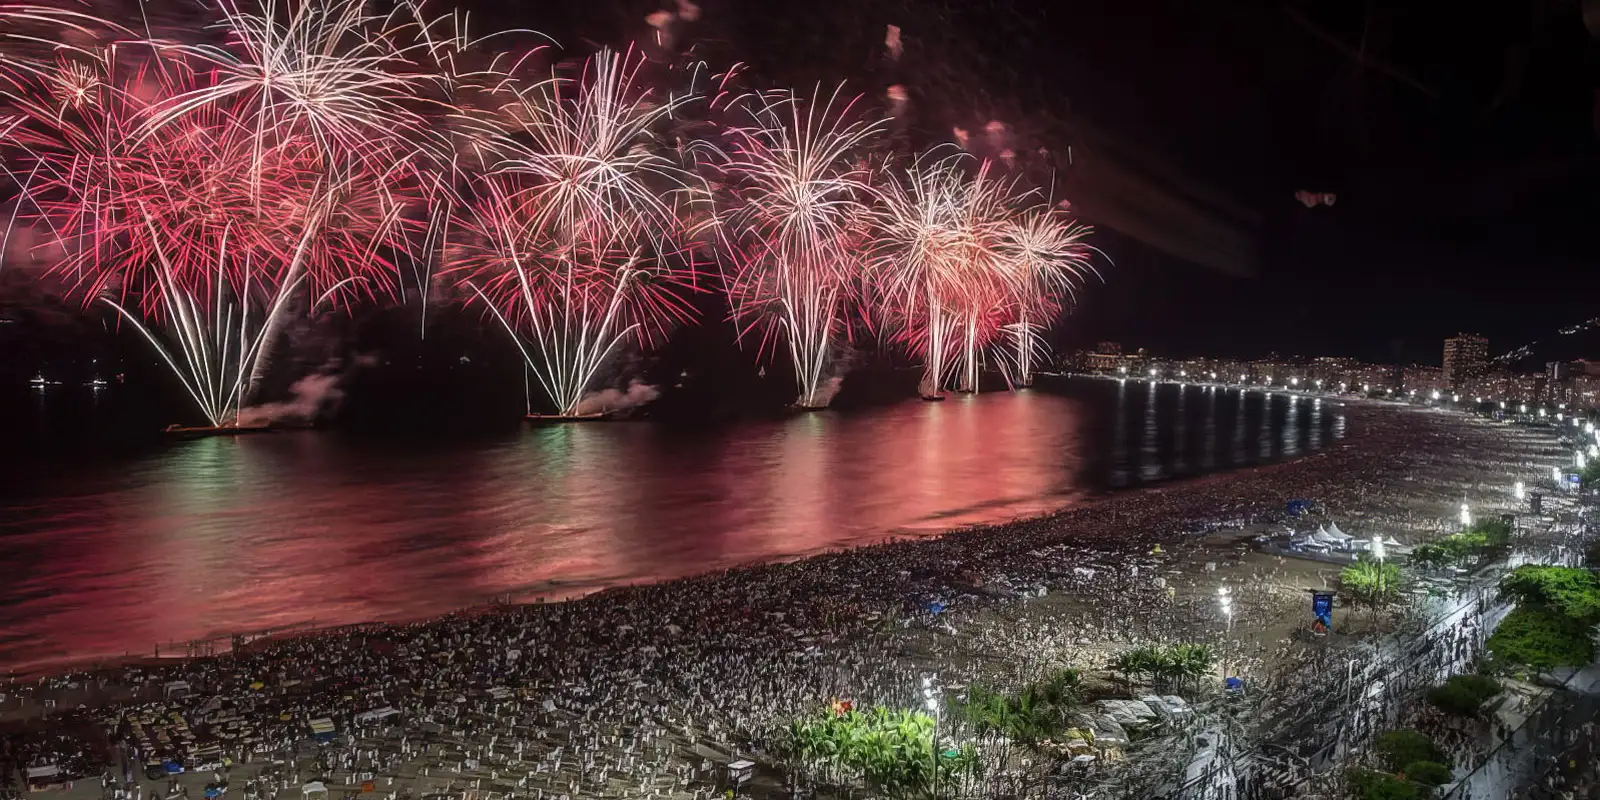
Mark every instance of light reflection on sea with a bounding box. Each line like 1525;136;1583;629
0;382;1339;674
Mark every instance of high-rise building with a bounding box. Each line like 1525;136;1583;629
1442;334;1489;389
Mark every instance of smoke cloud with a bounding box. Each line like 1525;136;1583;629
810;375;845;407
236;372;344;428
573;380;660;416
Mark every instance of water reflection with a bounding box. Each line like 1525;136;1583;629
0;380;1342;674
1102;384;1339;488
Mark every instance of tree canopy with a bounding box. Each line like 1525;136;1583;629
1499;565;1600;625
1340;560;1404;607
1487;603;1595;672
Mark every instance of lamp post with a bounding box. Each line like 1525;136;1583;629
1372;536;1386;607
1218;586;1233;680
922;676;940;799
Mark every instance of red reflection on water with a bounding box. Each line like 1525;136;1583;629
0;392;1089;674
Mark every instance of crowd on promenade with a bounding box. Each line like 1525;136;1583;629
0;405;1564;800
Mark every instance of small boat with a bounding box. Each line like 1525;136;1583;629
28;374;46;389
163;423;275;439
525;412;615;424
920;394;947;402
85;377;107;388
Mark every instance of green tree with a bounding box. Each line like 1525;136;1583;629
1346;768;1423;800
1401;761;1452;787
784;705;982;798
1425;674;1502;717
1487;604;1596;673
1408;544;1450;570
1373;729;1444;773
1466;517;1513;547
1341;560;1404;610
1499;565;1600;624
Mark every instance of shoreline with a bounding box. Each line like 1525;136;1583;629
0;400;1558;799
1;393;1361;684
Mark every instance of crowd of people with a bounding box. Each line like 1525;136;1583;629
0;403;1566;800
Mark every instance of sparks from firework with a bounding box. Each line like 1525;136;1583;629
449;48;704;416
136;0;442;166
996;206;1098;386
717;86;884;408
1;37;416;424
104;215;356;427
871;153;1014;395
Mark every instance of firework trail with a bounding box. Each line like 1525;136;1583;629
448;48;703;417
0;17;419;426
996;206;1098;386
0;0;1104;424
872;154;1014;395
716;86;883;409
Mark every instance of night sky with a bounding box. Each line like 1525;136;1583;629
3;0;1598;383
642;0;1600;364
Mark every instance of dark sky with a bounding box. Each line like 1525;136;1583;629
5;0;1599;375
670;0;1600;365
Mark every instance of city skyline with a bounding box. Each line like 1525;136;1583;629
1070;331;1600;409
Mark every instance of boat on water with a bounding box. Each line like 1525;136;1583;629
920;394;947;402
525;411;616;424
163;423;276;439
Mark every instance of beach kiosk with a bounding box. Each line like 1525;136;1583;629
25;765;63;791
726;760;755;795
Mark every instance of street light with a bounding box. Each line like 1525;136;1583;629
1431;390;1440;401
922;676;941;797
1217;586;1233;632
1149;368;1158;378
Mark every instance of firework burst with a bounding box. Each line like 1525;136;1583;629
996;207;1098;386
716;86;883;408
447;48;703;417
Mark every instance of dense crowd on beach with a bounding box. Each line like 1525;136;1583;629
0;401;1569;799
